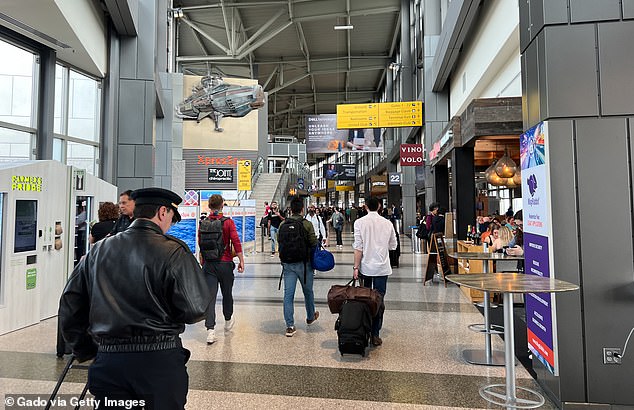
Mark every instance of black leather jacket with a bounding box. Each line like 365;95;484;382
59;219;211;360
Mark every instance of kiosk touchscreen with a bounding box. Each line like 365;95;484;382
14;200;37;253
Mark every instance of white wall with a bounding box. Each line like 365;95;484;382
449;0;521;116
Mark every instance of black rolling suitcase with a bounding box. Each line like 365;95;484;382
335;300;372;357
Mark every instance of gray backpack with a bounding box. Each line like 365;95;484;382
199;217;228;261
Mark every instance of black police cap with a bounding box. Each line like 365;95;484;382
131;187;182;223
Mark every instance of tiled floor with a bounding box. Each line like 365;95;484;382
0;228;557;409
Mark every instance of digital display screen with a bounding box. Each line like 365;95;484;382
14;200;37;253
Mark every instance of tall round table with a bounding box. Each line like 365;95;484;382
448;252;523;366
446;273;578;409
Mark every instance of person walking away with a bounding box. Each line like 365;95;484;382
198;194;245;345
278;197;319;337
352;196;397;346
349;206;358;233
267;201;285;256
328;208;345;248
59;188;211;409
306;204;327;246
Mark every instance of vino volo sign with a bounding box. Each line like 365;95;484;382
399;144;424;166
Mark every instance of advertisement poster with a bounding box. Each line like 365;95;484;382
323;164;356;181
306;114;383;153
224;207;256;243
521;121;558;375
167;206;198;254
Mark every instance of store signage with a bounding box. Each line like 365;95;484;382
208;167;234;183
400;144;424;166
237;160;251;191
429;129;453;161
388;173;402;185
370;175;388;195
336;101;422;129
11;176;43;192
521;121;559;376
335;185;355;192
297;177;305;190
197;155;248;166
26;268;37;290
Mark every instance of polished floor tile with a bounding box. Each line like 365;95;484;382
0;232;557;408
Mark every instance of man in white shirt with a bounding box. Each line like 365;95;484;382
352;196;397;347
305;204;327;246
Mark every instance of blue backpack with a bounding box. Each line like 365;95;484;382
313;243;335;272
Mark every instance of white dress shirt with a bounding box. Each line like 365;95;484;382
305;213;327;240
353;211;398;276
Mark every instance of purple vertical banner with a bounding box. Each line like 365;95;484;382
524;232;556;373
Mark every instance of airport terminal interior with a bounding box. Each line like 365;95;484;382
1;0;634;409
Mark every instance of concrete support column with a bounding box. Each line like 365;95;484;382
35;48;56;160
422;0;449;210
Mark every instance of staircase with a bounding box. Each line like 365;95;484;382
249;172;283;253
249;172;283;220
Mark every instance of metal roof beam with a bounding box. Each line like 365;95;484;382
294;6;400;23
178;2;287;12
263;66;278;89
220;0;233;53
180;17;231;55
235;8;286;55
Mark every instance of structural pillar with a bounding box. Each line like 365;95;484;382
519;0;634;407
35;47;56;160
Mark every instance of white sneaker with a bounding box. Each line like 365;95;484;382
225;317;235;331
206;329;217;344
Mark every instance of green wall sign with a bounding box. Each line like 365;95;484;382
26;268;37;290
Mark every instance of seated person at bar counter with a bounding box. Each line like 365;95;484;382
481;222;500;247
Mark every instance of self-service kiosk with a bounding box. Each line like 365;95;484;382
0;161;117;335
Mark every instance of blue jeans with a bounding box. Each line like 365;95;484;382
282;262;316;328
270;226;279;253
360;274;387;337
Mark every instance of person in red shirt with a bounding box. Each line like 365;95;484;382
199;194;245;344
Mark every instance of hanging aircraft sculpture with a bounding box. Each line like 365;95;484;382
176;74;265;132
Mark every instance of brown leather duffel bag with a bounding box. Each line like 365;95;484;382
327;278;381;317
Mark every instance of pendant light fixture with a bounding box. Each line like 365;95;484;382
486;161;506;186
494;146;517;178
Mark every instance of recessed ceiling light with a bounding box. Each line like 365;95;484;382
334;25;354;30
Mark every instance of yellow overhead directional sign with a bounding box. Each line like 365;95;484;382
378;101;422;127
336;101;422;128
336;103;379;129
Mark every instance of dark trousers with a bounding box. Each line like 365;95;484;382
88;347;190;409
360;274;387;337
335;227;343;245
203;261;235;329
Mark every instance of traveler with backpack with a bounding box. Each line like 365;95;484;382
278;197;319;337
198;194;245;345
416;202;439;253
352;196;397;347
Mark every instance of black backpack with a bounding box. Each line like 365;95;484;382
199;217;228;262
416;217;429;239
278;218;310;264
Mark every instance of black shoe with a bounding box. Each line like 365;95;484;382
371;335;383;346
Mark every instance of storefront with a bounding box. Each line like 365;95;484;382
428;97;523;240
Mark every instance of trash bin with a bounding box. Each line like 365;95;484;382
410;226;421;254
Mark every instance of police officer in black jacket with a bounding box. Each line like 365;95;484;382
59;188;211;409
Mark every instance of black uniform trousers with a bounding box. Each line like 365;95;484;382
88;347;190;409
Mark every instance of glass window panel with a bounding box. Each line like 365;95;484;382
54;65;64;134
0;127;32;162
66;141;96;175
53;138;63;162
68;70;100;141
0;40;35;127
